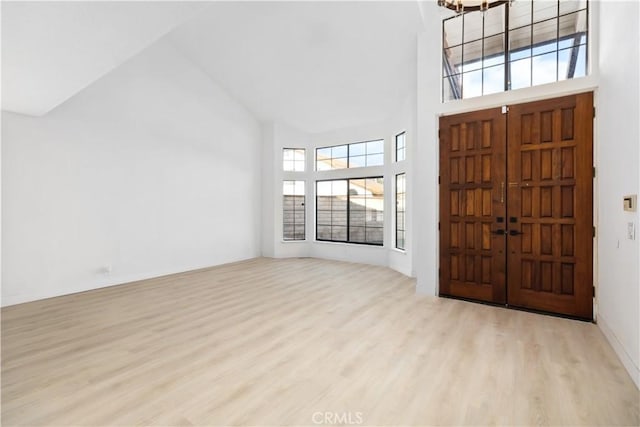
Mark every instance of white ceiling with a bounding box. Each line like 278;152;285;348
168;1;423;133
2;1;423;132
1;1;203;116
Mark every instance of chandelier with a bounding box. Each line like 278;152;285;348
437;0;510;13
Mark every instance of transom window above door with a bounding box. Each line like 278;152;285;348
442;0;589;101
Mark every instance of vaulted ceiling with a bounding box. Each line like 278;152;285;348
2;1;425;133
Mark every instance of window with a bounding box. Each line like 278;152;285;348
316;140;384;170
395;132;406;162
283;180;305;240
316;177;384;245
283;148;305;171
442;0;588;101
396;174;406;250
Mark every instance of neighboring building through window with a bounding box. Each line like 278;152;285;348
316;140;384;171
316;177;384;245
442;0;588;101
283;148;305;171
283;180;305;240
396;174;406;250
395;132;406;162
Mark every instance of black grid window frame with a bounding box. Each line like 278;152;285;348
442;0;589;101
395;132;406;162
395;173;406;251
283;180;305;241
315;177;384;246
315;139;385;171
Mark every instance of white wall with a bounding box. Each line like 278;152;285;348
595;0;640;388
1;40;263;306
262;95;415;277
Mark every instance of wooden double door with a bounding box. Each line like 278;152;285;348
439;92;593;319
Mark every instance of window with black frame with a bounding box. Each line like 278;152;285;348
316;177;384;245
283;180;305;241
395;132;406;162
395;174;406;250
316;140;384;171
442;0;588;101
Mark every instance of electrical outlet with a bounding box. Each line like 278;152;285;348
628;222;636;240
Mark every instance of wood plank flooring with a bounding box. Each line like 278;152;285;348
2;257;638;426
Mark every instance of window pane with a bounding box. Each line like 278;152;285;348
350;142;366;156
462;70;483;98
510;0;532;29
332;226;347;241
366;153;384;167
463;41;483;72
484;5;505;37
332;145;348;158
444;45;463;75
444;15;463;47
349;155;366;168
509;26;532;60
463;10;483;43
483;64;505;95
366;139;384;154
317;147;331;159
331;157;347;169
560;0;586;16
483;33;505;66
532;51;557;85
317;225;331;240
317;181;332;196
444;75;462;101
509;57;531;90
559;10;587;39
532;19;558;56
533;0;557;22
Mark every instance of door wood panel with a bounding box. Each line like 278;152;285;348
439;108;507;304
439;92;593;320
506;92;593;319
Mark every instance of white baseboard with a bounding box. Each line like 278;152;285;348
598;313;640;390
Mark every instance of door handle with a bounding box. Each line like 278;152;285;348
509;230;523;236
493;229;506;235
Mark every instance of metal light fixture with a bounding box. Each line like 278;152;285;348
437;0;510;13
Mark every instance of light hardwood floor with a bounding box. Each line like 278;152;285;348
2;257;638;426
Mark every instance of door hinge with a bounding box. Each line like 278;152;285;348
593;286;596;297
593;107;596;119
438;175;441;184
439;268;441;277
593;166;596;178
593;226;596;238
438;129;442;138
501;105;509;114
438;222;441;231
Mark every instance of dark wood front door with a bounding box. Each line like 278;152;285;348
439;107;507;304
439;92;593;319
